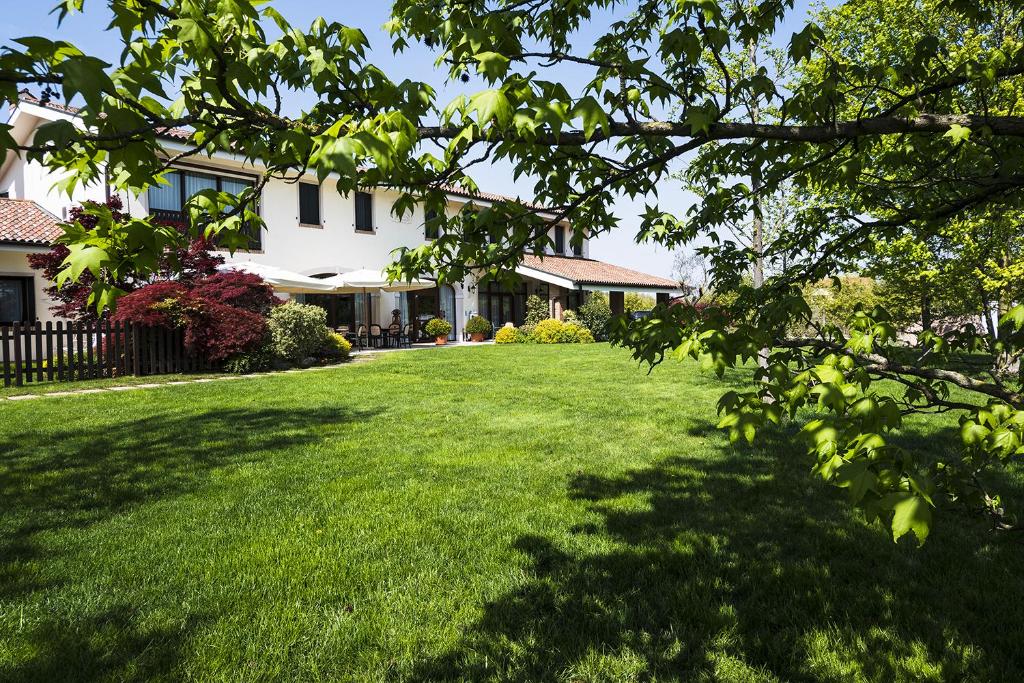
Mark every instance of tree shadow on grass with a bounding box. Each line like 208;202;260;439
414;427;1024;682
0;406;379;600
1;404;380;681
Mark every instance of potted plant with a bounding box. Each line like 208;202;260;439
424;317;453;345
465;315;492;342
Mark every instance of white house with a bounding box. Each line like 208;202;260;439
1;94;682;340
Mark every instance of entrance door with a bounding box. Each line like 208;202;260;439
410;288;439;342
409;286;457;341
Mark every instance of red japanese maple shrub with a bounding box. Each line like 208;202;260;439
27;199;224;321
191;271;279;316
112;272;275;364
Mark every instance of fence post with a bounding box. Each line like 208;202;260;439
55;321;65;381
21;321;32;384
1;325;10;388
45;321;54;382
33;321;43;382
132;324;141;376
12;322;23;387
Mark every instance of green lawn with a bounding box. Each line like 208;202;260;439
0;344;1021;681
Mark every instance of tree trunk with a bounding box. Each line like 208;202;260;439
920;287;932;333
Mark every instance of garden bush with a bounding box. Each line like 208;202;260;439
424;317;453;338
524;294;549;327
223;342;274;374
268;302;330;363
465;315;492;337
318;331;352;360
191;271;278;316
497;319;595;344
113;274;272;363
578;292;611;340
494;326;518;343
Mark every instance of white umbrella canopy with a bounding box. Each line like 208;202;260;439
217;261;337;294
322;268;435;292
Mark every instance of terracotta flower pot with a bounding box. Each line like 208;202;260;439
435;336;448;345
470;332;486;342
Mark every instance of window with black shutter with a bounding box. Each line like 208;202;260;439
554;225;565;254
572;236;583;257
299;182;320;226
424;209;440;239
355;191;374;232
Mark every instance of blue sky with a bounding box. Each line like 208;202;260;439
1;1;817;279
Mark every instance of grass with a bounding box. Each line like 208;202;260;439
0;371;229;397
0;344;1021;681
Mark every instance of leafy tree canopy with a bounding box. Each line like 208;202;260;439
3;0;1024;543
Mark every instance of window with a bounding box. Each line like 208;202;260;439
298;182;321;226
424;209;440;240
355;191;374;232
147;168;261;249
554;225;565;254
0;276;33;324
572;235;583;257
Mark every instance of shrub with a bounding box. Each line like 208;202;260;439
562;309;581;325
223;342;274;374
562;323;595;343
424;317;453;338
465;315;492;336
27;196;224;321
524;294;549;329
112;274;272;364
318;331;352;361
578;292;612;340
191;271;279;316
494;326;518;343
268;302;330;363
531;318;565;343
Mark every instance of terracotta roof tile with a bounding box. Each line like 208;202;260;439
0;198;62;246
521;253;680;289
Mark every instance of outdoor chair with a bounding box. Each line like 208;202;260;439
400;323;413;348
355;324;368;350
387;324;401;348
369;324;384;348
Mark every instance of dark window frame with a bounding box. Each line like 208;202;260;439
354;191;374;232
0;275;35;324
554;225;565;254
572;235;583;257
298;181;321;227
424;209;440;240
147;166;262;250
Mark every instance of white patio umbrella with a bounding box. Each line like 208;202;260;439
217;261;337;294
322;268;434;293
321;269;435;328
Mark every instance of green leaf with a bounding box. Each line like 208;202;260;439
468;89;512;127
891;494;932;546
474;52;510;81
571;96;609;141
943;123;971;145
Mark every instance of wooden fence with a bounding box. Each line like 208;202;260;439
1;321;211;388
